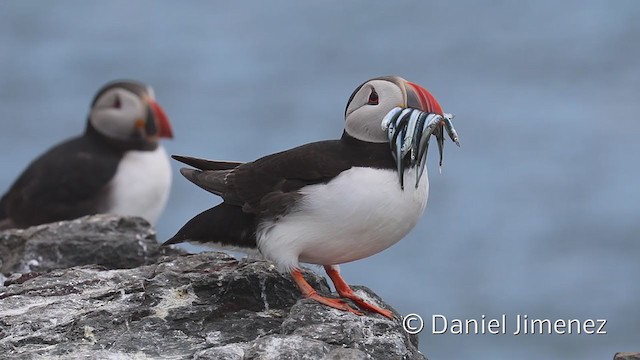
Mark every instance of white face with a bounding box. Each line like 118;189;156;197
344;78;406;143
89;88;148;141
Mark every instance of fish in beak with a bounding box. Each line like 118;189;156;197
381;82;459;189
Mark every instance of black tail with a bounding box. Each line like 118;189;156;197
171;155;243;171
163;203;257;250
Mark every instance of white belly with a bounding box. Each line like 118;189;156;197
107;146;172;225
257;167;429;272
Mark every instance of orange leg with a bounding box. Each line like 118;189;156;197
291;268;362;316
324;265;394;319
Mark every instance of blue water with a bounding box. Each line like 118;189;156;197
1;2;639;359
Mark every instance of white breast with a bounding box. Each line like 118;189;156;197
257;166;429;272
106;146;172;225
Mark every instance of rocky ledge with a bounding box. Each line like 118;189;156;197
615;353;640;360
0;215;424;359
0;215;182;276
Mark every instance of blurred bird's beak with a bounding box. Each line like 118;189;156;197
146;99;173;139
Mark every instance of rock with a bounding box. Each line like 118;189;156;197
0;214;183;275
0;216;425;359
615;353;640;360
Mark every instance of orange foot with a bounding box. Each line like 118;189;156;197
324;265;394;319
291;268;363;316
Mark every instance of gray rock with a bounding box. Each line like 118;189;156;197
615;353;640;360
0;214;182;276
0;216;425;359
324;348;370;360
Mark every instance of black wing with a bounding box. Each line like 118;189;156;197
1;135;122;228
229;141;353;214
176;137;395;216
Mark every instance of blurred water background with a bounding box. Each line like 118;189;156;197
1;1;639;359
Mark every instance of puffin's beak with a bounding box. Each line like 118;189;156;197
147;99;173;139
381;81;459;189
406;81;443;115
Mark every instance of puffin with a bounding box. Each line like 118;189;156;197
164;76;459;318
0;80;173;230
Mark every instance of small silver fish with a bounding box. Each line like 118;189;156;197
443;113;460;146
415;113;443;186
401;110;422;159
381;107;403;131
383;107;460;189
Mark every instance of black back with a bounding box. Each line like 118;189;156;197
0;130;124;228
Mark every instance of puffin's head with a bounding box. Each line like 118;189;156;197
344;76;442;142
88;80;173;145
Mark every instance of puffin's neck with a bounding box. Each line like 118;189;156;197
85;120;159;152
340;131;395;170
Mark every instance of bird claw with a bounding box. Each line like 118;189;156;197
308;293;364;316
339;292;394;319
383;107;460;189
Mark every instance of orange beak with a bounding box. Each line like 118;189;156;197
148;99;173;138
406;81;443;115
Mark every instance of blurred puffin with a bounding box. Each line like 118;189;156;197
165;76;456;318
0;80;173;230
